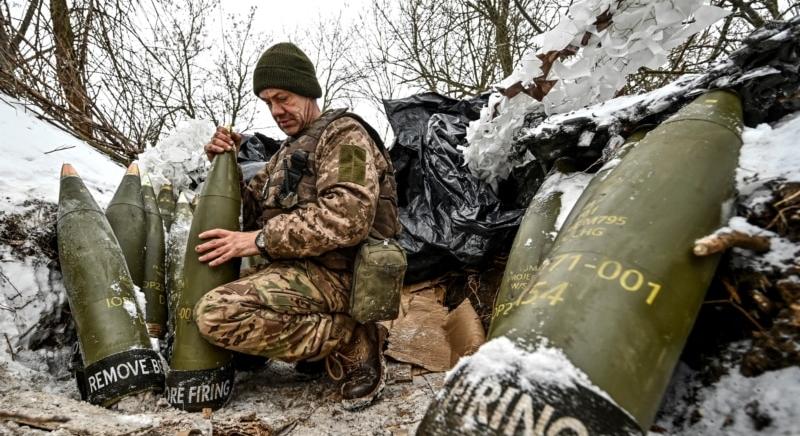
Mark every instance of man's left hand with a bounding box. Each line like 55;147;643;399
196;229;259;267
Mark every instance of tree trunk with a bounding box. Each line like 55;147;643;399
50;0;92;138
494;0;514;76
0;9;12;81
0;0;42;95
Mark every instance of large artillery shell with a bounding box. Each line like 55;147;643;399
165;193;193;356
418;90;743;435
167;151;240;411
142;176;167;338
57;164;164;407
105;163;146;288
158;183;177;232
557;125;654;231
490;166;582;322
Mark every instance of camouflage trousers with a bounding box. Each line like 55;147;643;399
194;259;356;362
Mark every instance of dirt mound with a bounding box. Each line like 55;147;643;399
0;200;59;264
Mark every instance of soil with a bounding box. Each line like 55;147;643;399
0;200;59;264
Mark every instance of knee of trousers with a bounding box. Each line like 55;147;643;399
192;288;227;343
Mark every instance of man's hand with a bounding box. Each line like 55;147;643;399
196;229;259;267
204;126;242;161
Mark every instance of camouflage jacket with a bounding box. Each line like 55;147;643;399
242;109;401;271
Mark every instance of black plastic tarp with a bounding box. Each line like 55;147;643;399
238;132;281;182
385;93;525;282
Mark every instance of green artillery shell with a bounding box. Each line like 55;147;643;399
167;151;240;411
57;164;164;407
106;163;147;288
166;193;193;354
557;125;654;232
158;183;177;232
142;176;167;338
418;90;743;435
490;166;578;322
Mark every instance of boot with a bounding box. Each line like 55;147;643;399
325;322;387;410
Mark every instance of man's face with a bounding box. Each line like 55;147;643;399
259;88;315;136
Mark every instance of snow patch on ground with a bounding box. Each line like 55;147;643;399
738;236;800;273
737;112;800;197
655;348;800;436
0;93;122;213
685;366;800;435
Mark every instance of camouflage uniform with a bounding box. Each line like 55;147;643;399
195;109;400;362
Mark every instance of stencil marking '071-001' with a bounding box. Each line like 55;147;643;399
492;252;664;320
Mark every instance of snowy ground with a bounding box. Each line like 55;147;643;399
0;358;444;435
1;82;799;435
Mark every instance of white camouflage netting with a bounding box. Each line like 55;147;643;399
464;0;730;187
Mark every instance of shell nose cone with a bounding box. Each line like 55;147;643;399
61;163;79;178
126;162;140;176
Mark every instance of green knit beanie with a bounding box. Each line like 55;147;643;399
252;42;322;98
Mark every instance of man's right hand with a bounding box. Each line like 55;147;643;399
205;126;242;161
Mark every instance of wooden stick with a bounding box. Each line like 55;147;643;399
0;411;69;431
693;231;770;256
44;145;76;154
3;334;14;361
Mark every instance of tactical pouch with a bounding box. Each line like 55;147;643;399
349;238;406;323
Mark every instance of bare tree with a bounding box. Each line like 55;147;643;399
366;0;562;99
0;0;270;162
304;15;367;112
623;0;799;94
0;0;39;82
200;6;266;130
50;0;92;137
354;6;408;136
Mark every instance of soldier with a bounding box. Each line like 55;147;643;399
195;42;401;409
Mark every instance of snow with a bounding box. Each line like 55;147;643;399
686;367;800;435
554;176;592;231
754;236;800;271
533;171;594;232
167;193;192;274
131;284;147;320
0;93;122;213
123;298;139;320
725;216;767;236
655;348;800;436
524;77;694;139
737;112;800;197
734;66;782;83
114;413;156;427
450;337;618;408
